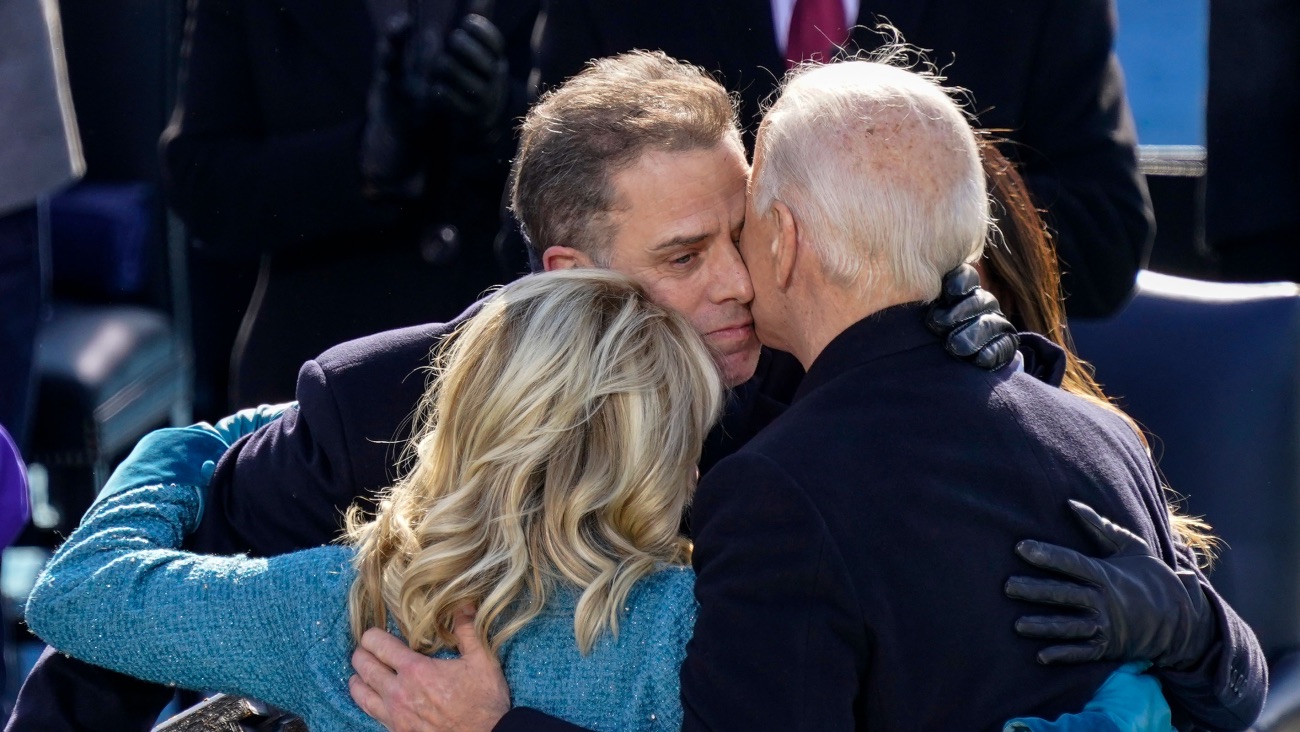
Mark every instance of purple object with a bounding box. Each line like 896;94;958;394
0;423;31;547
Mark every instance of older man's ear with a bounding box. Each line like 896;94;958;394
771;200;799;291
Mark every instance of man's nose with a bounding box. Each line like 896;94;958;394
712;237;754;305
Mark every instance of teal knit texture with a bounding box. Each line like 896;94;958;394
26;482;694;732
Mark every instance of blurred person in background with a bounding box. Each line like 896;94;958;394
534;0;1154;319
161;0;538;408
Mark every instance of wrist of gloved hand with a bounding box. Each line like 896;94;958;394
1007;500;1219;671
361;15;430;200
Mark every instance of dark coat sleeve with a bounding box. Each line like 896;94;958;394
1157;548;1268;732
160;0;399;259
1015;0;1153;318
2;646;175;732
190;321;449;556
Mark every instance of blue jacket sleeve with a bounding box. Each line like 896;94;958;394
24;440;369;726
1006;663;1173;732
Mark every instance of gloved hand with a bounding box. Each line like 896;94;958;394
927;263;1019;370
212;402;295;445
428;12;508;132
360;10;508;200
1006;500;1217;670
89;425;232;523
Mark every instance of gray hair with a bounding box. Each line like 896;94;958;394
751;57;988;299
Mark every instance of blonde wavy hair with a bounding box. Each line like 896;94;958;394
346;269;725;655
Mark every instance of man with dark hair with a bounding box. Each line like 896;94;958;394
535;0;1154;319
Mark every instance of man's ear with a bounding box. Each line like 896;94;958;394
541;245;595;271
772;201;798;290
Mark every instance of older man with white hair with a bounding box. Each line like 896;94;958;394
668;58;1194;729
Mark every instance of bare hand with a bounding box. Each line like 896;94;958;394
349;607;510;732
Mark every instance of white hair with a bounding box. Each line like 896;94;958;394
751;58;989;300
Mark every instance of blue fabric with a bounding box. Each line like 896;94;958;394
1004;663;1174;732
27;427;693;732
211;401;294;445
89;426;230;522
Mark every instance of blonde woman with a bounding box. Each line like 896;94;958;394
25;269;724;732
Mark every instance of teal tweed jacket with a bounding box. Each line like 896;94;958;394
25;429;693;732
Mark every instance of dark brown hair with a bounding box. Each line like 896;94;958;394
510;51;742;264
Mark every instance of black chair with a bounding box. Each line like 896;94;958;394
1070;270;1300;731
25;183;191;542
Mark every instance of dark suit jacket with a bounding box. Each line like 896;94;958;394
677;306;1257;730
160;0;537;405
535;0;1152;318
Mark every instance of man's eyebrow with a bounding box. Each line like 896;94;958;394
648;232;709;252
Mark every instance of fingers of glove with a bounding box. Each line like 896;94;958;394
377;15;414;79
1015;539;1105;584
971;331;1019;371
1005;575;1101;611
929;287;1002;332
432;51;487;101
1037;643;1107;665
944;312;1015;359
1014;614;1101;640
940;263;981;300
1067;499;1148;556
430;81;478;117
458;14;506;61
442;30;495;84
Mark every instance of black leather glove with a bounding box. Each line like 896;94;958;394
428;13;509;132
1006;499;1217;670
360;15;432;200
927;263;1018;370
360;9;508;200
